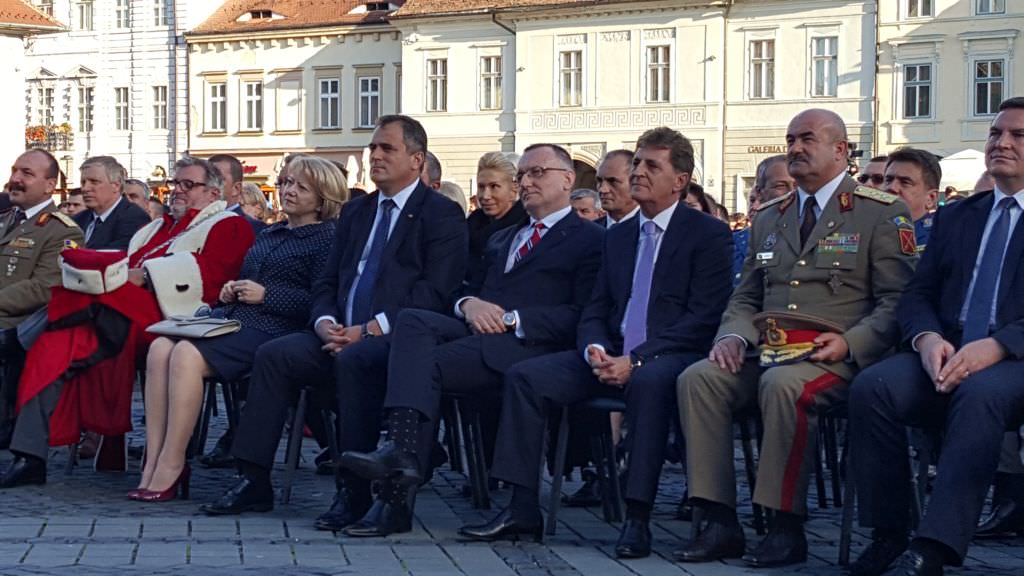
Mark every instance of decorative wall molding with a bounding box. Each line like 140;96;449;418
527;105;706;132
600;30;630;43
557;34;586;45
643;28;675;41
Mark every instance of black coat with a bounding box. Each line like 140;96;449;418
73;198;151;250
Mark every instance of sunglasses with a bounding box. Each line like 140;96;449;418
856;174;885;186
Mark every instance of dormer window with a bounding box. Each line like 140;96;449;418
366;2;390;10
251;10;271;18
349;2;395;13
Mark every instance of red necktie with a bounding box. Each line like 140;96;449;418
514;222;545;264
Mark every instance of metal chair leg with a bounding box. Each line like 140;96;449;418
814;427;827;509
545;406;570;537
463;401;490;510
739;416;765;535
280;388;308;505
602;430;624;523
65;442;78;476
838;454;856;565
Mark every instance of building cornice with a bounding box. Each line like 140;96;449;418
185;22;396;44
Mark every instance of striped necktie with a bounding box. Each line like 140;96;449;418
514;222;545;264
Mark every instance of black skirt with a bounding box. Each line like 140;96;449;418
189;326;275;382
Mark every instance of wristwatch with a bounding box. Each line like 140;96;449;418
502;311;518;331
361;323;376;339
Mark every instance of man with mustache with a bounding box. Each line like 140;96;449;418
676;109;916;568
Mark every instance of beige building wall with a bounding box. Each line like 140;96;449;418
877;0;1021;187
723;0;876;212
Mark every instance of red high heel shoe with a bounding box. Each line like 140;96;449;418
127;488;148;500
138;465;191;502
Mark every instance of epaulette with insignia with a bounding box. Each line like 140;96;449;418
853;186;898;205
50;212;77;227
759;192;793;211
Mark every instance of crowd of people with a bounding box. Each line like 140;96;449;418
0;102;1021;576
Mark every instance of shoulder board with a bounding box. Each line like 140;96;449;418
50;212;78;227
759;192;793;210
853;186;898;205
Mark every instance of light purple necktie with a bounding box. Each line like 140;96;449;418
622;220;658;355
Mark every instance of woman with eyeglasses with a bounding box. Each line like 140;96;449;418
133;156;347;502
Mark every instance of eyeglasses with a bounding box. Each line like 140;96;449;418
856;174;885;186
168;179;208;192
514;166;572;183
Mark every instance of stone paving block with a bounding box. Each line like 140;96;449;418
0;544;30;564
286;522;342;542
343;544;406;575
239;517;288;539
292;542;346;568
392;542;457;573
92;519;142;539
77;543;136;567
39;522;94;538
189;517;239;537
139;519;190;539
22;543;83;567
242;541;295;567
442;544;517;576
134;542;187;566
549;545;631;576
189;543;242;567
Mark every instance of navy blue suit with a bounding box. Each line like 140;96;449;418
73;199;150;250
851;190;1024;563
380;210;603;473
490;204;734;505
232;182;468;471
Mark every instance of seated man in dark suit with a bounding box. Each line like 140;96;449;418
74;156;151;250
210;154;267;235
337;143;604;536
849;96;1024;576
199;115;468;520
458;127;734;556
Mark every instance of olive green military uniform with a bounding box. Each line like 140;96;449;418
677;175;916;515
0;203;83;422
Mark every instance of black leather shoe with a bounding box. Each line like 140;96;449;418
614;519;652;558
849;532;909;576
315;487;372;531
197;434;236;469
339;441;422;486
199;477;273;515
674;519;745;562
564;470;601;507
743;522;807;567
342;499;413;537
0;455;46;488
880;550;943;576
458;507;542;542
975;499;1024;538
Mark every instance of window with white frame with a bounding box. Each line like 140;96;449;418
78;86;93;132
115;0;129;28
318;78;340;129
208;82;226;132
36;0;52;16
480;55;502;110
152;86;167;129
974;59;1004;116
811;37;838;97
358;76;381;128
977;0;1005;14
749;40;774;100
154;0;167;26
427;58;447;112
907;0;933;17
37;86;53;125
243;81;263;130
559;50;583;107
646;45;671;103
902;64;932;118
114;87;129;131
76;1;93;30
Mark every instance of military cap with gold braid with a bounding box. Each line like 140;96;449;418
752;311;845;367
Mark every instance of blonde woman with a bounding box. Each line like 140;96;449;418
134;156;347;501
466;151;526;282
240;183;271;223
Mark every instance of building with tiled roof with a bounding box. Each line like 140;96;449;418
185;1;405;191
392;0;615;17
0;0;61;31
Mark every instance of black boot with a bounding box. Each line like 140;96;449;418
742;510;807;567
850;529;910;576
0;454;46;488
674;501;745;562
315;476;372;531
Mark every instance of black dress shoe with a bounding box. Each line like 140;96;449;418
880;550;943;576
975;499;1024;538
674;519;745;562
342;499;413;537
199;477;273;515
564;470;601;507
849;533;909;576
315;487;372;531
458;507;542;542
743;523;807;567
339;441;422;486
614;519;652;559
0;455;46;488
197;435;236;469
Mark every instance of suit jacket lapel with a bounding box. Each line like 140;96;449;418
997;201;1024;308
778;196;801;255
346;195;377;275
651;205;687;282
511;211;581;271
959;195;993;303
615;217;640;311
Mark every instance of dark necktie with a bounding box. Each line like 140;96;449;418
351;198;396;325
12;210;25;225
799;195;818;248
86;215;103;243
513;222;545;265
622;220;658;355
963;197;1016;343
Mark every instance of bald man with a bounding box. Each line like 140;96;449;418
676;109;916;568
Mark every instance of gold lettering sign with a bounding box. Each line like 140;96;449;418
747;145;786;154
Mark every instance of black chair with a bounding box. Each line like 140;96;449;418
442;392;491;510
187;377;244;461
546;396;626;536
280;385;340;504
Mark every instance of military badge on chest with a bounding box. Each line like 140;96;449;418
817;233;859;294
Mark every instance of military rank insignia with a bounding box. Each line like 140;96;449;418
63;239;79;249
899;228;917;255
818;233;860;254
838;191;853;212
36;213;50;226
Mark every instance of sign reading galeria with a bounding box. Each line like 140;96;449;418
747;145;786;154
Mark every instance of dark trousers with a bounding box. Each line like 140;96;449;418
10;379;63;459
231;330;391;473
490;349;700;506
850;352;1024;562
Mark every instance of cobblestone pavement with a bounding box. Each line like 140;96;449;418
0;393;1021;575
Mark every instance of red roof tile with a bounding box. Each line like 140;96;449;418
190;0;404;36
0;0;62;31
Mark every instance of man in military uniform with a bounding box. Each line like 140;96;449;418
0;149;84;445
881;147;939;252
675;109;917;568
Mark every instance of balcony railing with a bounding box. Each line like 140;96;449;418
25;124;74;152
